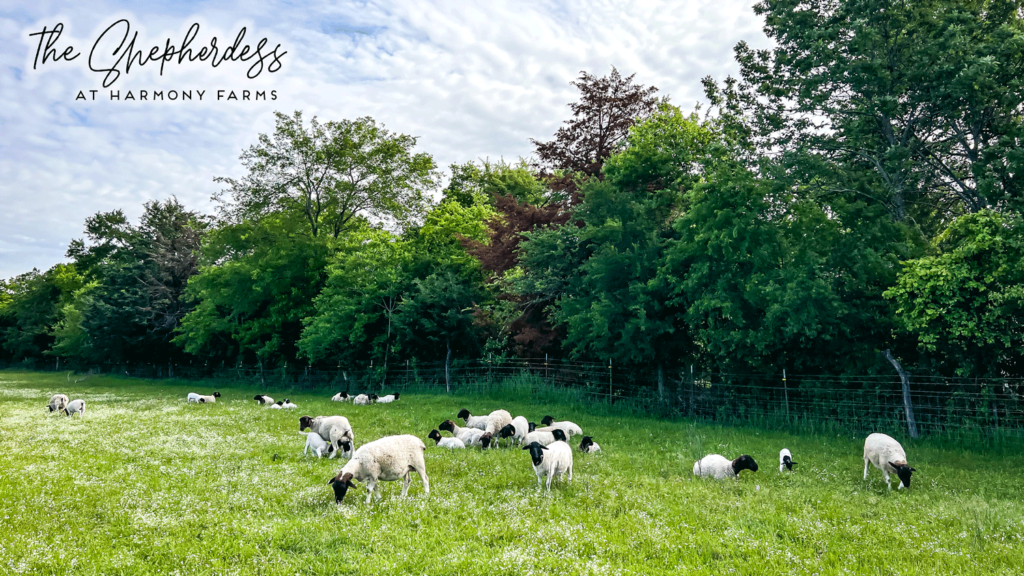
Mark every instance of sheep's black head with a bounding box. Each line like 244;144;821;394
481;433;494;449
369;394;379;401
890;461;916;488
62;408;70;416
579;436;595;452
551;429;568;443
457;409;471;422
541;415;555;426
393;393;400;400
253;395;263;402
528;422;537;433
732;455;758;474
299;416;314;431
275;401;284;406
782;455;795;471
339;441;352;454
328;472;357;502
498;424;516;439
439;420;456;434
47;405;56;412
213;392;222;398
522;441;548;466
428;430;442;445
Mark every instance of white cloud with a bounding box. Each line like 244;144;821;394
0;0;768;278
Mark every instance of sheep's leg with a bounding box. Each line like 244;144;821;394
567;464;573;483
412;464;430;496
328;442;338;460
365;481;377;504
863;458;869;480
882;470;891;490
546;472;554;491
401;472;412;497
536;473;544;491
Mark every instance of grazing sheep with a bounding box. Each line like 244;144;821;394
438;419;486;446
299;431;335;458
197;393;222;404
300;415;355;459
693;454;759;480
327;434;429;504
779;448;796;472
331;392;351;402
62;399;86;417
47;394;69;413
579;436;601;453
456;409;490;430
863;433;916;489
353;394;378;406
484;410;513;446
521;428;568;447
254;395;275;405
427;429;466;449
523;440;573;491
498;416;530;447
376;393;400;404
539;415;583;438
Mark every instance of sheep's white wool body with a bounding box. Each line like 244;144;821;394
436;437;465;449
582;441;601;453
461;411;489;430
530;440;573;491
335;434;429;504
186;393;200;403
353;394;372;406
485;409;513;437
693;454;738;480
522;430;562;447
509;416;530;445
47;394;69;413
196;395;217;404
64;399;86;417
331;393;350;402
300;431;332;458
256;395;274;405
281;401;297;409
377;394;397;404
863;433;909;489
539;421;583;438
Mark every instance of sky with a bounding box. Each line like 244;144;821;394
0;0;769;279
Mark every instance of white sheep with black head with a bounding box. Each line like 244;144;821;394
693;454;759;480
523;440;573;491
863;433;916;489
328;434;429;504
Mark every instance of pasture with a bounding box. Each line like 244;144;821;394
0;370;1022;575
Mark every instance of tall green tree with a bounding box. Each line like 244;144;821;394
886;210;1024;376
214;111;439;238
705;0;1024;226
0;264;84;362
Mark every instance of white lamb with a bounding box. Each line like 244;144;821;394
187;392;200;403
327;434;429;504
579;436;601;453
427;429;465;449
523;440;573;491
498;416;530;446
300;415;355;459
331;392;350;402
539;415;583;438
299;431;334;458
779;448;796;472
693;454;759;480
863;433;916;489
47;394;69;413
456;409;489;430
281;399;298;409
353;394;377;406
521;428;568;447
438;419;486;446
376;393;400;404
62;399;86;417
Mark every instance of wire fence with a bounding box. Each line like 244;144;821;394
6;357;1023;440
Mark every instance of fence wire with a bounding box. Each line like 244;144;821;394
6;357;1023;439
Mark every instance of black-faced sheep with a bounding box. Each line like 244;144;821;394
523;440;573;491
863;433;915;489
693;454;758;480
328;434;429;504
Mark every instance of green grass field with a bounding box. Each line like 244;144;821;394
1;370;1022;575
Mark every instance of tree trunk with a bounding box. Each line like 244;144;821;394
445;340;452;394
882;349;918;438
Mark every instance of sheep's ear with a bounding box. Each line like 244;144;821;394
521;444;530;450
910;467;917;472
540;445;549;450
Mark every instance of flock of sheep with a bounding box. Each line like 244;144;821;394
45;388;917;504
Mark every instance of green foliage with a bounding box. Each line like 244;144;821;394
176;213;331;364
215;111;439;238
886;210;1024;376
0;264;85;361
444;159;549;207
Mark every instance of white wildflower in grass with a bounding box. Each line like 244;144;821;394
0;370;1022;574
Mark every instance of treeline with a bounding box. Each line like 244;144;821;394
3;0;1023;378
